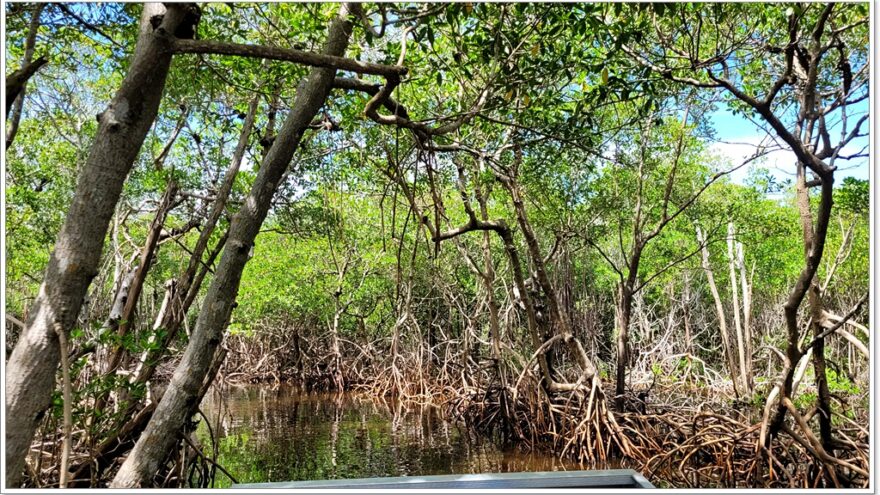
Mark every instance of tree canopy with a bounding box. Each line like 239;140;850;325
3;2;871;489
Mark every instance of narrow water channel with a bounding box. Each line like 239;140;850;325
198;384;584;487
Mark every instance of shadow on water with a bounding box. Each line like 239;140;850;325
198;384;590;487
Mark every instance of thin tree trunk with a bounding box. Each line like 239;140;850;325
736;239;754;390
111;208;124;296
86;262;137;432
128;279;176;384
104;181;179;375
152;109;189;170
4;5;196;486
502;172;599;389
727;221;749;393
330;303;344;388
325;196;350;389
477;189;502;366
614;235;643;403
91;181;180;424
110;6;354;486
131;89;260;388
497;227;554;387
696;225;740;397
764;162;835;449
260;83;282;157
794;167;834;453
682;273;693;355
6;3;45;149
102;266;139;337
615;282;633;403
821;217;855;294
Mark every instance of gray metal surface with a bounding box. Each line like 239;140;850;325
233;469;655;489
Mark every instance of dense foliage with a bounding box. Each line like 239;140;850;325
3;2;870;489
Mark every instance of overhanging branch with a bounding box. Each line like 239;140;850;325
171;38;407;77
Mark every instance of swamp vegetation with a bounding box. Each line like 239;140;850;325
3;2;871;489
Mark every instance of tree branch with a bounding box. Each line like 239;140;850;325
5;57;48;113
171;38;407;77
55;3;123;48
804;292;868;352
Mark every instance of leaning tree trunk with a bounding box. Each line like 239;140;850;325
502;170;599;389
102;181;179;375
130;89;261;390
4;56;46;116
4;4;196;487
90;181;180;419
5;2;45;149
110;6;354;487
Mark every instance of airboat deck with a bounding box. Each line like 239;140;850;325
232;468;655;489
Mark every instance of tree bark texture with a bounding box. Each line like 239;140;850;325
110;5;354;487
4;4;196;487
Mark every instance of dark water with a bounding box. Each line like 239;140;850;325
198;384;583;487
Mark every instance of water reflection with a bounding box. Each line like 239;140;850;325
199;385;582;487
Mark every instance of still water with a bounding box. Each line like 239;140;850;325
198;384;582;487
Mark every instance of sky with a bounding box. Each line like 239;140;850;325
707;101;870;186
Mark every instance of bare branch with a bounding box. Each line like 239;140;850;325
804;292;868;352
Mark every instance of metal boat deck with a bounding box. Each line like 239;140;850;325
232;469;655;489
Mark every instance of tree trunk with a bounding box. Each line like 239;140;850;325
727;221;750;393
110;6;354;487
126;279;175;391
102;266;139;337
792;163;834;452
696;225;740;397
764;162;835;448
4;5;196;486
477;188;502;366
330;297;344;390
809;283;833;452
327;233;349;390
4;57;46;115
502;172;599;390
497;227;554;387
103;181;179;375
614;282;633;404
90;181;179;421
681;273;693;355
735;238;754;390
130;89;259;389
5;3;45;148
614;238;642;405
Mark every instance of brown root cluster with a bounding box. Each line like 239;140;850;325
445;377;869;489
215;327;869;490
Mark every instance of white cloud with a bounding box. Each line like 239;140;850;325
710;135;869;185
